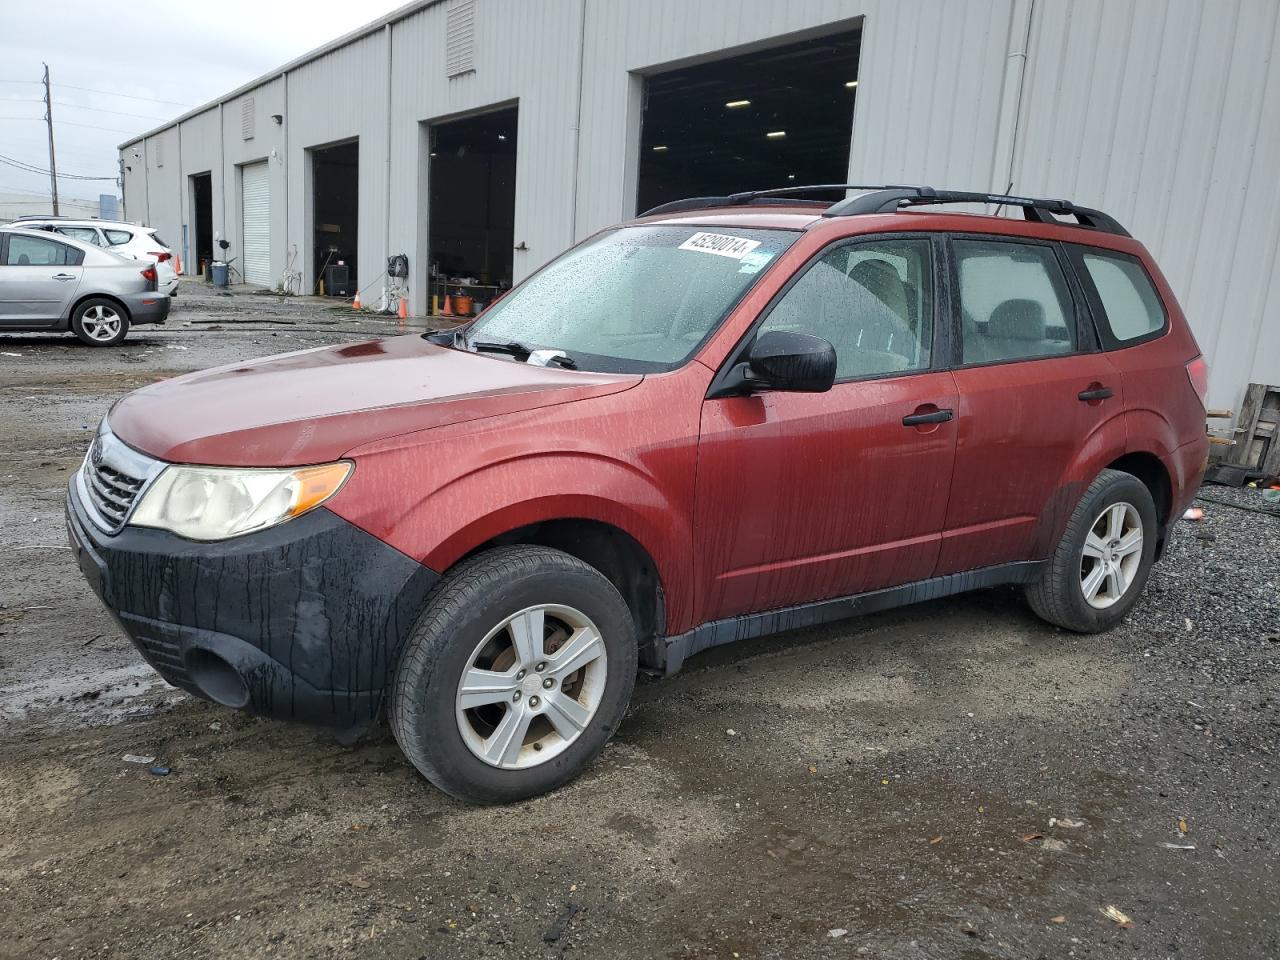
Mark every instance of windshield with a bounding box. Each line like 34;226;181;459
462;225;797;373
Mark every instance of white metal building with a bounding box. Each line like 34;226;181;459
120;0;1280;412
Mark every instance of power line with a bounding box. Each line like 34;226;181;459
0;152;116;181
0;116;139;135
0;96;170;122
53;101;172;123
0;77;194;108
55;82;195;109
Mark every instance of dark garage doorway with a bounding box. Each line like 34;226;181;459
190;172;212;277
312;139;359;296
637;27;862;213
427;104;517;316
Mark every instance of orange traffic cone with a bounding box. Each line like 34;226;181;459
352;291;361;310
174;254;183;274
398;296;408;320
442;294;455;316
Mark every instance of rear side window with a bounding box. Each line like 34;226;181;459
1079;250;1167;343
4;234;82;266
56;226;103;246
146;232;169;248
953;239;1076;364
104;229;133;245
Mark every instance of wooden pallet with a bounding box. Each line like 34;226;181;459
1228;384;1280;475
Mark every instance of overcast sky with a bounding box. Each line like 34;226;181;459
0;0;407;205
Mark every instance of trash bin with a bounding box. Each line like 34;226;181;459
211;261;229;287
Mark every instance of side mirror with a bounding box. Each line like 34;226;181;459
747;330;836;393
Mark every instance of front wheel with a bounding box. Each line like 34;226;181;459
390;545;637;804
1026;468;1158;632
71;298;130;346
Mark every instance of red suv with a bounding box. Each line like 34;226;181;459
67;185;1208;803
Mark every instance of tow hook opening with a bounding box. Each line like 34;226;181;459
187;650;250;708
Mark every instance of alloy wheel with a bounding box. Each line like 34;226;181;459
455;604;608;769
1079;501;1143;609
81;304;122;341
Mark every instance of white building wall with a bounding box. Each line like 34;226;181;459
120;0;1278;411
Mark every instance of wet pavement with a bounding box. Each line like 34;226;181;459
1;284;1277;959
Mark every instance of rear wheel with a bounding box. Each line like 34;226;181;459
390;545;637;803
1026;468;1157;632
71;298;129;346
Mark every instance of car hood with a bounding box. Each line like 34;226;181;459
108;335;640;466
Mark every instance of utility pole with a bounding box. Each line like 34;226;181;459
42;63;59;215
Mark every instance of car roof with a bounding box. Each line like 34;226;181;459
9;218;146;231
2;224;113;254
632;203;1145;253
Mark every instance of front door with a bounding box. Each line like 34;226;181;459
937;235;1121;574
0;233;84;324
694;235;958;622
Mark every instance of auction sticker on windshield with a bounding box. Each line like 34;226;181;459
677;232;762;259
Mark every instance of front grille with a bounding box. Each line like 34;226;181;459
85;460;144;530
77;424;165;534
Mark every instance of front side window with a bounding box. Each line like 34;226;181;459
758;237;933;379
1080;249;1166;343
104;229;133;246
56;226;102;246
955;239;1076;364
462;225;798;373
4;234;76;266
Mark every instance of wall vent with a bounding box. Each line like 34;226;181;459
446;0;476;78
241;97;255;140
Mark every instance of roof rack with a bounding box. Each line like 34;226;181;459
639;184;924;218
641;184;1130;237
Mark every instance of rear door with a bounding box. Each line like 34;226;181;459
695;234;959;620
937;235;1120;574
0;233;84;324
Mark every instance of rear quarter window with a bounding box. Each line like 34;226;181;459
1073;248;1168;347
104;229;134;245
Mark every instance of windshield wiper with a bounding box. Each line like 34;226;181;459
471;340;532;359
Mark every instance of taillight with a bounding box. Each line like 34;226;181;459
1185;355;1209;408
141;266;158;282
148;251;172;263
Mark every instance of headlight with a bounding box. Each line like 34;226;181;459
129;461;352;541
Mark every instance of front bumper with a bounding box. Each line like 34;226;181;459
66;478;439;728
122;290;170;325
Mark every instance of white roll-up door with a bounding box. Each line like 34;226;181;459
240;161;270;286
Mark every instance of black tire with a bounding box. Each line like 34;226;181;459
70;298;130;346
1026;468;1158;633
390;545;637;804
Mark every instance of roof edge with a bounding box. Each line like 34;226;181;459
118;0;444;150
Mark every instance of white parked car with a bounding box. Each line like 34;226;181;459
7;217;180;297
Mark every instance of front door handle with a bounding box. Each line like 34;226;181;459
1078;385;1113;402
52;273;76;281
902;407;954;427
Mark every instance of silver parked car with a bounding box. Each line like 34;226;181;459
0;227;170;346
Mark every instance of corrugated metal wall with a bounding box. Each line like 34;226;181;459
121;0;1278;410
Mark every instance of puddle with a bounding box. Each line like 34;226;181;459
0;661;179;727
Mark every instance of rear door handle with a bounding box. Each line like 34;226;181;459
53;273;76;281
902;408;954;427
1078;386;1113;402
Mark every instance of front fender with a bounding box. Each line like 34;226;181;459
329;446;698;633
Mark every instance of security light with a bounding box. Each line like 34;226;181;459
845;80;858;88
652;145;668;152
766;131;786;139
724;99;751;108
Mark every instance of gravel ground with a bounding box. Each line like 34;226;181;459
0;284;1277;959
